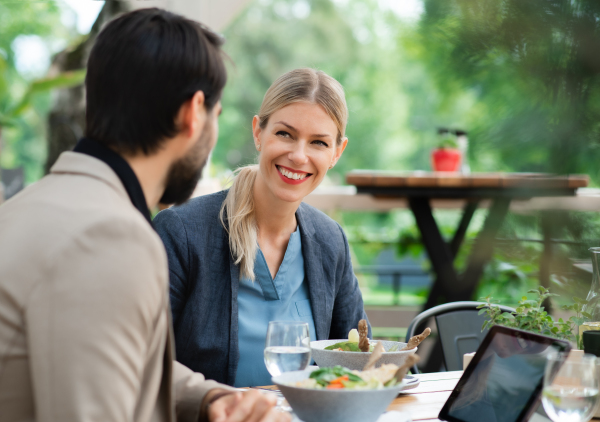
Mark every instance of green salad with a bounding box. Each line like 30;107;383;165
293;365;403;390
324;340;399;352
324;341;370;352
323;327;402;352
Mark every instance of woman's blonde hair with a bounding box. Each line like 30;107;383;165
220;68;348;281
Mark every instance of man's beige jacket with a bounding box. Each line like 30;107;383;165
0;152;224;422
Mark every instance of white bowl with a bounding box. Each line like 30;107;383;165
310;339;417;371
272;368;406;422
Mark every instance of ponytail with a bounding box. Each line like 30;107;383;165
219;165;259;281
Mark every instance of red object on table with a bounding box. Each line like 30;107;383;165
431;148;462;172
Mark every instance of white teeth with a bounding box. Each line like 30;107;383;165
278;166;308;180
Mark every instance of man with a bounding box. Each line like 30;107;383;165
0;8;289;422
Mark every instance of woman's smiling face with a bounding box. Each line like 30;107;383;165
253;101;347;204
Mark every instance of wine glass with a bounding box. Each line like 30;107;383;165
264;321;311;377
542;353;600;422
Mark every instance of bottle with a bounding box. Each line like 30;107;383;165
455;130;470;174
579;248;600;349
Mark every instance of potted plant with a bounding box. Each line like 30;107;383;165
431;137;462;172
478;286;588;346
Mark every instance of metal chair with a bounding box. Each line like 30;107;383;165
405;301;515;374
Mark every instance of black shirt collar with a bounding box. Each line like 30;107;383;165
73;138;152;225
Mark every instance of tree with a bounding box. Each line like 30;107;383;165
0;1;70;182
45;1;130;173
414;0;600;178
217;0;433;180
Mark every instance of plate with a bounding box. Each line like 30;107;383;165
400;374;420;391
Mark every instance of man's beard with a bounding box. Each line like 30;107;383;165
159;128;212;206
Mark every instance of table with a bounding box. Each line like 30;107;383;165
253;372;462;421
257;370;600;421
388;371;462;421
346;171;589;310
392;371;600;422
254;372;462;421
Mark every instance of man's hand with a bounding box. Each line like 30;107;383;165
208;389;291;422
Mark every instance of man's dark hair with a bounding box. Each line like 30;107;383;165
85;8;227;155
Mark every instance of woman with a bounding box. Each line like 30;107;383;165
154;68;370;387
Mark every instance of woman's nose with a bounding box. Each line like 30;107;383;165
288;142;309;164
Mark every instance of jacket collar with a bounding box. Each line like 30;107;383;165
295;203;315;238
296;203;330;340
72;138;151;224
50;148;153;225
50;151;128;198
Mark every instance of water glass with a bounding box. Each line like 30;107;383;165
542;353;599;422
264;321;311;377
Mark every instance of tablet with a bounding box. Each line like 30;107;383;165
439;325;571;422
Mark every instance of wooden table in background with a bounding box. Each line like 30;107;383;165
347;171;589;370
346;171;589;311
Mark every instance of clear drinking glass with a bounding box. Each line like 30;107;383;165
264;321;311;377
542;353;600;422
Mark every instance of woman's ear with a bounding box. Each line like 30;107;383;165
252;115;262;151
330;137;348;168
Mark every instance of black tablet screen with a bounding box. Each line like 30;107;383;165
442;327;570;422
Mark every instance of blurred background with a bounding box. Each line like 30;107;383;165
3;0;600;364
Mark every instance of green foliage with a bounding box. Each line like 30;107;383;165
7;70;86;119
396;224;425;259
437;136;458;149
478;286;588;343
218;0;451;178
476;260;540;303
0;2;78;182
415;0;600;181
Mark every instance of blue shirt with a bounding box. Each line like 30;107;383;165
234;227;317;387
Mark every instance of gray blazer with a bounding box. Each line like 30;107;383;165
154;190;370;386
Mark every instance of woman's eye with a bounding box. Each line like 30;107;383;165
312;140;329;147
276;130;291;138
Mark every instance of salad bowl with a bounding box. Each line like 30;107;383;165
272;367;407;422
310;339;417;371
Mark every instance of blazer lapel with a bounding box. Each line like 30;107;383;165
162;302;176;422
297;205;331;340
227;244;240;386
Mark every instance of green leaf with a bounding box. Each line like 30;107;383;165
0;113;17;128
572;317;585;326
561;305;573;311
7;69;86;118
324;341;361;351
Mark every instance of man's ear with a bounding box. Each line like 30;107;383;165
179;91;207;139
